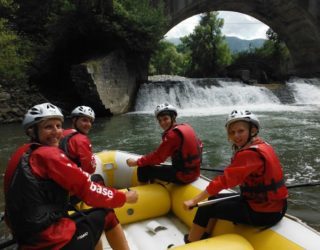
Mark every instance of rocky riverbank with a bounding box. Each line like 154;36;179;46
0;84;47;124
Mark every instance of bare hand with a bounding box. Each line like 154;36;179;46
183;199;196;210
126;190;138;203
126;158;137;167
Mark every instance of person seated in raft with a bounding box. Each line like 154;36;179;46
126;103;203;184
60;105;97;175
59;105;130;249
183;110;288;243
4;103;138;250
59;105;106;186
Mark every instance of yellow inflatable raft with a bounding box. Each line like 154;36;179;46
93;150;320;250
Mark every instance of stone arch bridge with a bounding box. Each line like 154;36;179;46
161;0;320;76
67;0;320;116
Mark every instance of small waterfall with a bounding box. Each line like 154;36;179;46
134;76;320;115
286;78;320;104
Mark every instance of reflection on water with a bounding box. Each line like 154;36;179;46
1;108;319;232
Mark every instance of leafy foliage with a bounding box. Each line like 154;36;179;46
0;18;34;86
0;0;167;95
149;12;232;77
113;0;167;52
149;40;187;75
0;0;18;19
180;12;232;77
231;28;291;80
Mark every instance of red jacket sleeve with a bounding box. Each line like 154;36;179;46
206;150;264;195
68;134;96;174
30;146;126;208
137;130;181;166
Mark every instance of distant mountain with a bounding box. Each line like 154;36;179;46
165;36;266;53
225;36;266;53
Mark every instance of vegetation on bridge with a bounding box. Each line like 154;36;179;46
0;0;291;97
0;0;167;100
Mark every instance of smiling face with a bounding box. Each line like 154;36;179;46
227;121;253;148
73;116;93;135
37;118;63;147
157;114;175;131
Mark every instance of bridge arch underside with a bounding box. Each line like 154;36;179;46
166;0;320;77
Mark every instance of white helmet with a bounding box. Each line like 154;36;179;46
225;110;260;130
154;103;178;118
22;103;64;130
71;106;95;121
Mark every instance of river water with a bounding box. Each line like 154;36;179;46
0;77;320;238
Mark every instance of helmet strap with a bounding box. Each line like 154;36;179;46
171;114;176;122
248;123;253;141
72;117;80;131
250;123;259;137
168;114;177;129
30;126;40;143
245;123;258;144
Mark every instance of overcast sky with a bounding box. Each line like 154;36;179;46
165;11;269;40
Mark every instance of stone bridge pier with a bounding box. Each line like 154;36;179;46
162;0;320;76
67;0;320;117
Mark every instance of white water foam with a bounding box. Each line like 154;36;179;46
287;78;320;104
132;78;320;117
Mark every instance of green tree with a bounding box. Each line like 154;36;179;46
231;28;291;81
0;18;34;86
180;12;231;77
0;0;18;19
264;28;290;77
149;40;187;75
4;0;167;93
113;0;167;53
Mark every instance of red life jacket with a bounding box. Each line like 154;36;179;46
240;142;288;202
6;144;69;244
59;130;81;166
170;124;203;182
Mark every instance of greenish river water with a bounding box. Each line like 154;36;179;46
1;108;320;232
1;78;320;241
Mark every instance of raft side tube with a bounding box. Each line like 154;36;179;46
172;234;254;250
115;184;171;225
94;150;141;188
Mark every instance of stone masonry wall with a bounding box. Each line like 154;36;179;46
71;51;140;115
